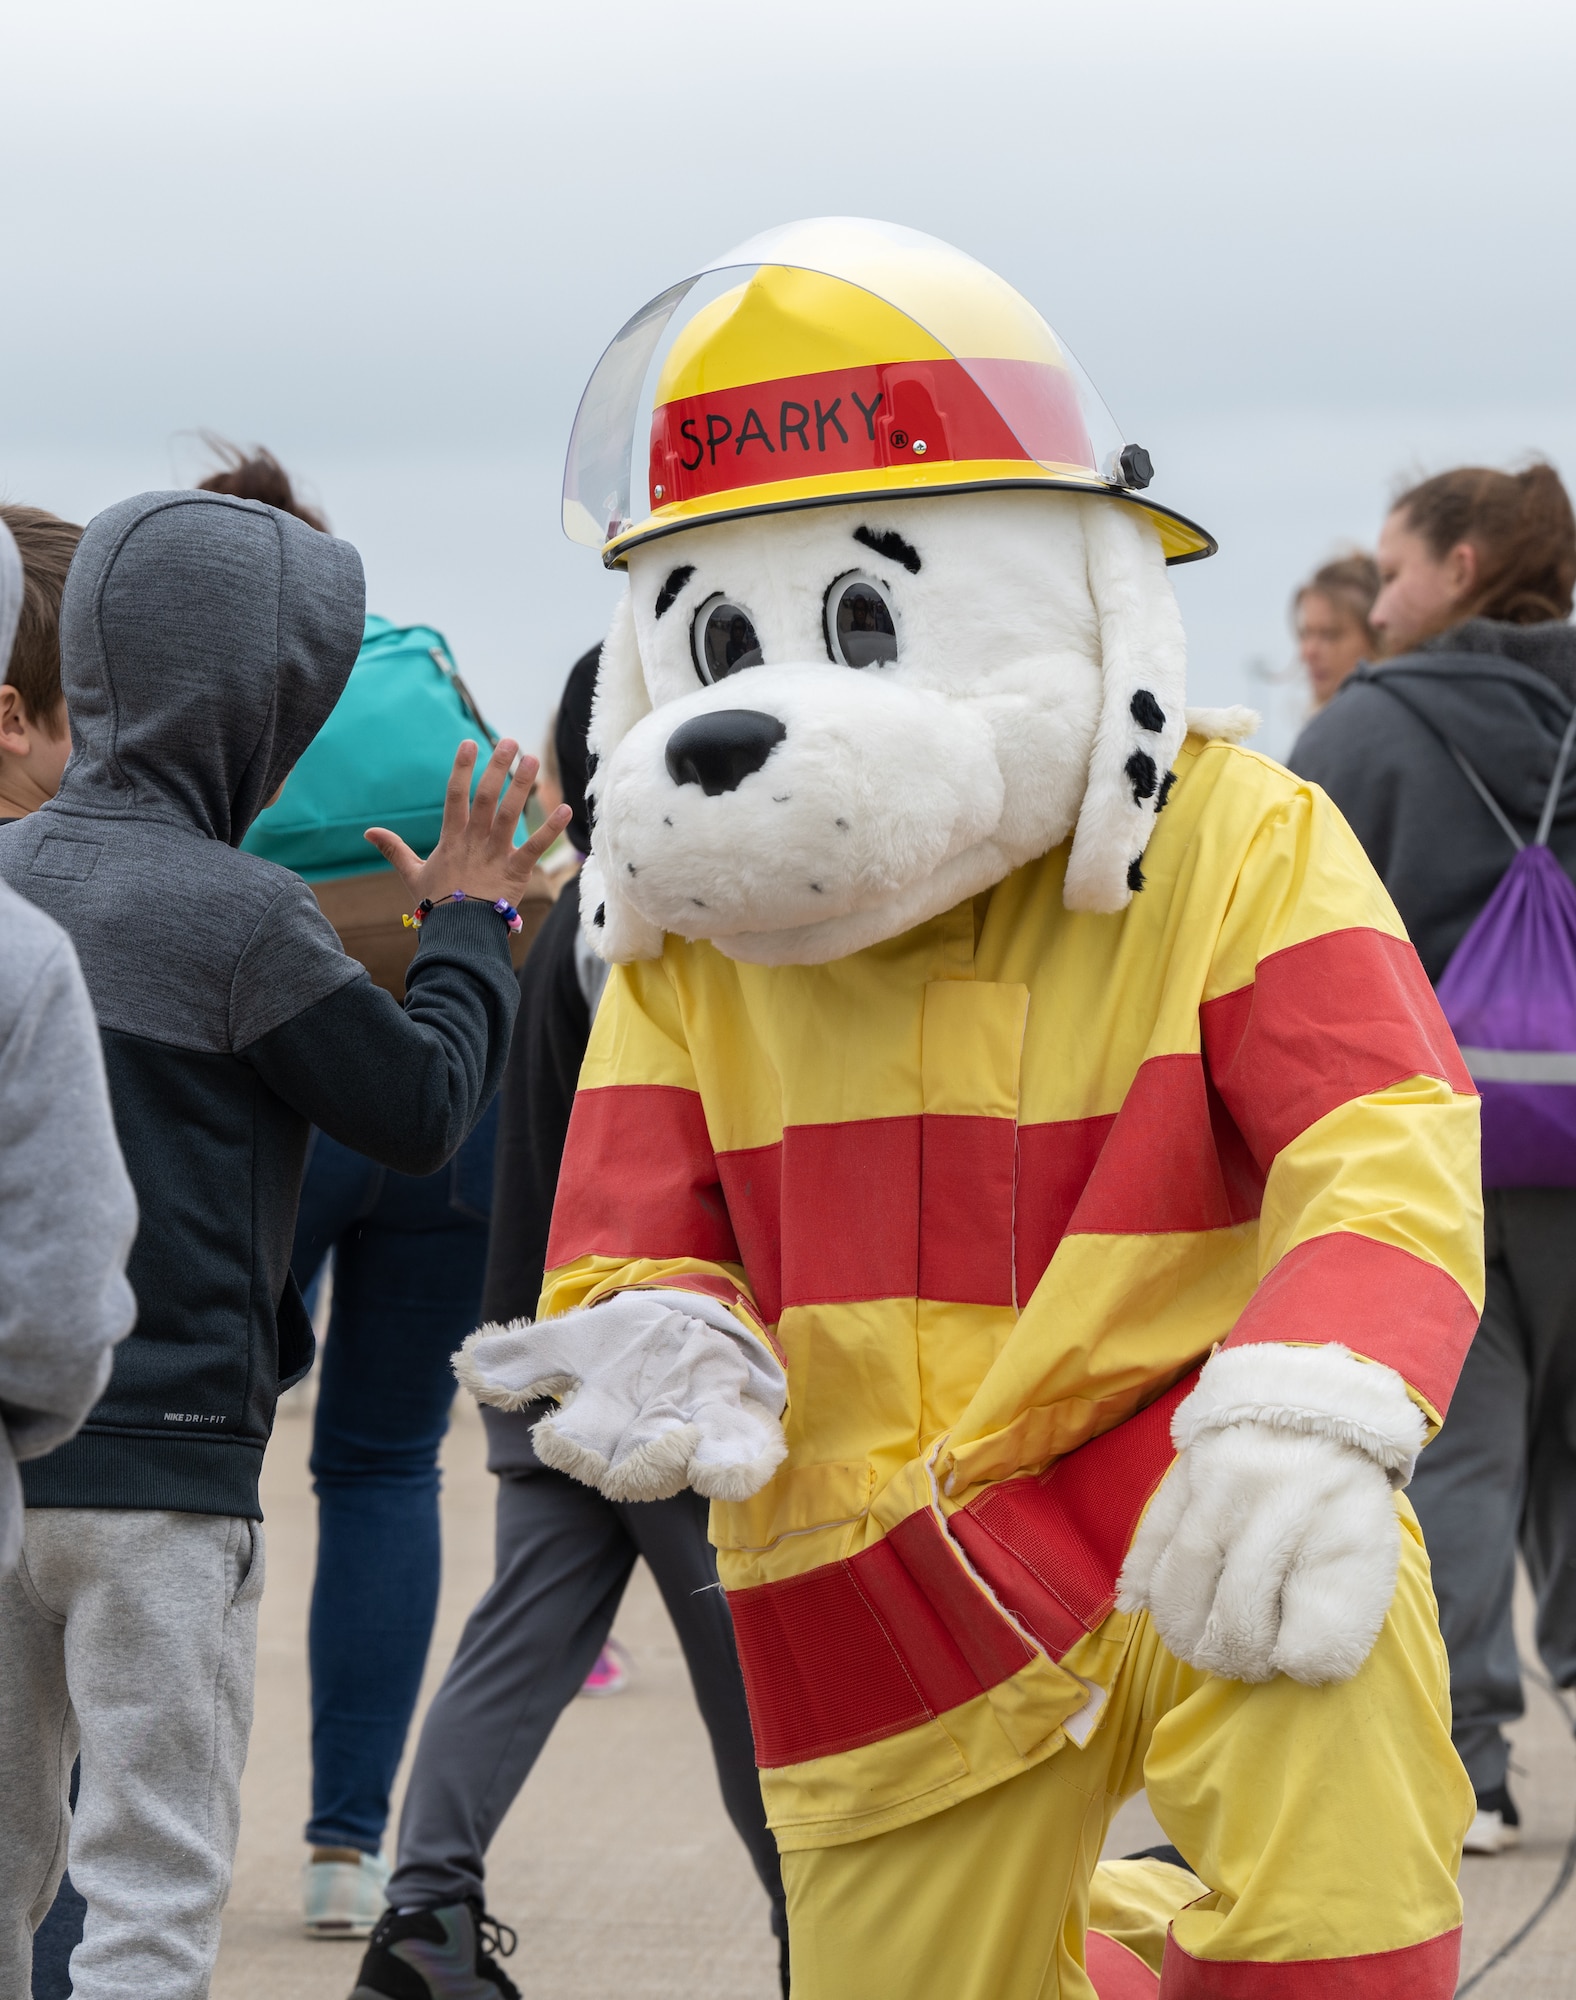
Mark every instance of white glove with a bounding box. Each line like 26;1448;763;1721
1117;1343;1425;1685
454;1290;787;1503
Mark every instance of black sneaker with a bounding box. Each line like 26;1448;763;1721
1464;1781;1521;1855
348;1900;521;1999
1123;1842;1195;1874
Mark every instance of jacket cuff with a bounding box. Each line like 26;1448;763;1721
1175;1342;1426;1485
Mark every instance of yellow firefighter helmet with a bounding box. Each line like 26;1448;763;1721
563;218;1214;568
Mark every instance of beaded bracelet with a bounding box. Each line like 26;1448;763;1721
402;889;524;936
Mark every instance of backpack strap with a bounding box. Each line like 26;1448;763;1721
1534;709;1576;847
1366;675;1525;853
430;642;500;748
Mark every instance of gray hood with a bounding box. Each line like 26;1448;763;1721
1418;616;1576;702
1370;618;1576;829
0;517;21;672
1290;615;1576;982
54;491;365;846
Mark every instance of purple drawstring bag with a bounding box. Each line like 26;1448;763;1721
1433;711;1576;1186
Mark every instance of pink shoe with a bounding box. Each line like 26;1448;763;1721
578;1640;630;1697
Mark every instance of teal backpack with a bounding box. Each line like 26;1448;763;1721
242;615;496;880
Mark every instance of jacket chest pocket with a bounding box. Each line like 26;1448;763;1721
918;981;1029;1309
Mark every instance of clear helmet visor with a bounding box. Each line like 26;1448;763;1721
562;217;1169;559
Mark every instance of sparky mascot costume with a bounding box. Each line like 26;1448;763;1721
462;221;1482;1997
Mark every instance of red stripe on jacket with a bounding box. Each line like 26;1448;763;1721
1014;1055;1263;1301
727;1511;1034;1765
715;1141;785;1326
551;1084;1254;1321
774;1116;921;1307
729;1377;1191;1768
718;1115;1018;1318
1226;1230;1477;1415
546;929;1469;1323
948;1371;1195;1655
545;1084;739;1272
1202;926;1475;1170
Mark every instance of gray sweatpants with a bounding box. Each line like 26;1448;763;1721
1409;1187;1576;1795
0;1507;264;2000
388;1424;785;1936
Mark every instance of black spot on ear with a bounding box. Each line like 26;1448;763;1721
593;904;606;926
853;525;921;574
1127;857;1146;893
1130;689;1166;733
1156;769;1177;812
655;565;695;619
1125;750;1158;804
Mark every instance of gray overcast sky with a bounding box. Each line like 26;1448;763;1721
3;0;1573;750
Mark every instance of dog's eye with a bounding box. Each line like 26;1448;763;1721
692;595;764;684
825;573;897;669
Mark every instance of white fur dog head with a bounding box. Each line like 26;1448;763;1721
583;488;1193;966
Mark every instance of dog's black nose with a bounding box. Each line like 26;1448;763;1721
665;710;787;796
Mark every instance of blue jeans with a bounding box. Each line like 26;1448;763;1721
29;1764;81;1998
294;1102;498;1854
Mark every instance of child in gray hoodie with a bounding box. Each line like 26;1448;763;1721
0;516;137;1581
0;492;567;2000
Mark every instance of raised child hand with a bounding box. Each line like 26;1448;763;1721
365;738;573;910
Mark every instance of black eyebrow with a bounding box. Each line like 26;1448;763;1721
853;525;921;574
655;565;696;618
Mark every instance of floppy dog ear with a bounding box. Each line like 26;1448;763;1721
1063;500;1190;914
582;588;664;964
587;589;651;768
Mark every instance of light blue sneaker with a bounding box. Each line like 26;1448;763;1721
301;1849;391;1939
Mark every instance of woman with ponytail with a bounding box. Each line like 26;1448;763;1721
1292;460;1576;1857
1368;461;1576;650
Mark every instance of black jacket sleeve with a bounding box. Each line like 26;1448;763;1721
480;879;592;1323
240;898;519;1175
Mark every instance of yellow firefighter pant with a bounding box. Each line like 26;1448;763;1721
782;1503;1472;2000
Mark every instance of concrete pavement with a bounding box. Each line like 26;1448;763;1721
212;1387;1576;1998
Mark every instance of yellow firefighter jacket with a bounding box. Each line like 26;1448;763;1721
538;735;1483;1850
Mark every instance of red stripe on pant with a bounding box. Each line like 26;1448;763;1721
728;1379;1191;1768
1160;1925;1461;1996
1088;1931;1160;1998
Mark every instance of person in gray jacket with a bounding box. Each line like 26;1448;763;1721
351;650;788;2000
0;517;137;1581
0;491;568;2000
1290;460;1576;1857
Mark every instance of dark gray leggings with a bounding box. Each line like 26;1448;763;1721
386;1430;784;1934
1408;1186;1576;1794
